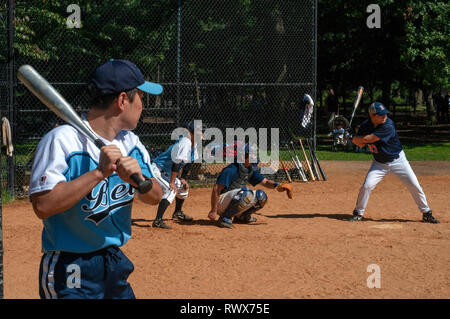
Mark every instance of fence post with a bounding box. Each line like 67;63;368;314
176;0;182;126
0;160;3;299
6;0;15;199
312;0;318;151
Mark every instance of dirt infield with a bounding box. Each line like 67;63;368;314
3;161;450;299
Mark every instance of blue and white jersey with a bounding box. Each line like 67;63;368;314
29;119;154;254
153;136;199;174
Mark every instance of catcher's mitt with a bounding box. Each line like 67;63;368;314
276;183;293;199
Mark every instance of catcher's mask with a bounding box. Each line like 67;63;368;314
243;143;259;164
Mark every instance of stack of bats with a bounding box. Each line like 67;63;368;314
280;138;326;182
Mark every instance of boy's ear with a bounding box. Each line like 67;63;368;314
116;92;127;111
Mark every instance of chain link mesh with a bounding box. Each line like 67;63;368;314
1;0;317;198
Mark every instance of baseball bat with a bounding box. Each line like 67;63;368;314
279;159;292;183
17;64;153;194
308;138;327;181
305;138;321;181
348;86;364;128
289;141;307;181
298;138;315;181
286;145;306;182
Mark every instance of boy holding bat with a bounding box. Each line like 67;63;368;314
350;102;439;223
29;59;163;298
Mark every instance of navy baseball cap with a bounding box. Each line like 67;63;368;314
371;102;390;115
90;59;163;96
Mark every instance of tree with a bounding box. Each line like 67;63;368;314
401;1;449;123
10;0;178;80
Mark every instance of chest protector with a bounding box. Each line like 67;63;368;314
224;163;254;193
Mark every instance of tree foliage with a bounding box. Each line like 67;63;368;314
401;1;449;89
2;0;448;114
9;0;178;81
318;0;449;118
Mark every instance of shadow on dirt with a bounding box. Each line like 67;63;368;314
131;218;153;227
263;213;419;223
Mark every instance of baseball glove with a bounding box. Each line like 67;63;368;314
276;183;293;199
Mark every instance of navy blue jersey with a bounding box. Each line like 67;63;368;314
357;117;402;163
216;163;265;194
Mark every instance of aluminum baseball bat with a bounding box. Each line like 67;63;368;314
286;143;306;182
349;86;364;128
305;138;321;181
308;138;327;181
298;138;315;181
17;64;153;194
289;141;307;181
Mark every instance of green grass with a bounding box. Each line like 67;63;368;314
312;142;450;161
1;188;15;203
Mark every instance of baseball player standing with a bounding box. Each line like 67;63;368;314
29;59;163;299
350;102;439;223
208;144;292;228
150;121;200;229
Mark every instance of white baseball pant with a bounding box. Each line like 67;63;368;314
151;163;188;204
354;150;430;215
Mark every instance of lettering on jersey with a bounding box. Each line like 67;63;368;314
367;144;378;154
83;179;135;225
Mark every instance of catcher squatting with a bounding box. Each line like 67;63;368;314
28;59;436;299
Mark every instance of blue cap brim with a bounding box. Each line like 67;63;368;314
377;109;390;115
137;81;163;95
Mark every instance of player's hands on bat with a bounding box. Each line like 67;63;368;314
116;156;145;188
97;145;124;178
352;137;366;148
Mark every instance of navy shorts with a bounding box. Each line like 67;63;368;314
39;246;135;299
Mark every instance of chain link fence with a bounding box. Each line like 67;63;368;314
0;0;317;199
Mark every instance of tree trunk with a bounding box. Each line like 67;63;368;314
381;79;392;109
414;88;422;115
341;90;346;116
426;90;437;124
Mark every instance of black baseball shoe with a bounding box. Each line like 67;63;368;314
422;211;440;224
152;218;171;229
233;213;257;224
218;216;233;229
172;210;193;221
349;211;363;222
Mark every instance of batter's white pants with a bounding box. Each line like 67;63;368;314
354;151;430;215
151;163;188;204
